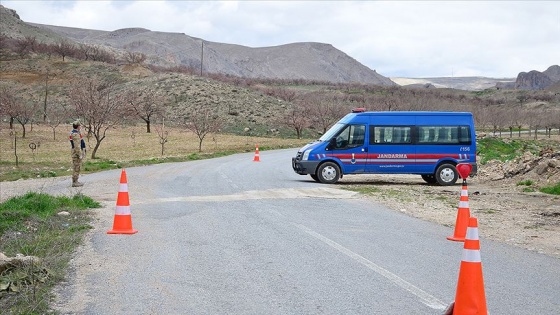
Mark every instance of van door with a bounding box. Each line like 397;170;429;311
327;124;368;174
366;125;416;173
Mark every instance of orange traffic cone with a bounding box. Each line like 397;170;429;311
452;217;488;315
447;179;470;242
107;169;138;234
253;144;260;162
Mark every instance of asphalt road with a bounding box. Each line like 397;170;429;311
51;149;559;314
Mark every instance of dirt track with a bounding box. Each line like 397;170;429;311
341;169;560;259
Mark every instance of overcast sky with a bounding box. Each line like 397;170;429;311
2;1;559;78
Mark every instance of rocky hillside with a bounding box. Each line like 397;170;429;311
391;77;516;91
0;5;394;86
515;65;560;90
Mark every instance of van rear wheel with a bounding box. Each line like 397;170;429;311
310;174;320;182
435;163;458;186
317;162;341;184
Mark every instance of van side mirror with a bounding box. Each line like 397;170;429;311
328;137;336;149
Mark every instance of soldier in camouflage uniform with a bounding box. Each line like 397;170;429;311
69;120;86;187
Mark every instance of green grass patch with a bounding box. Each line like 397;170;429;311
83;159;123;172
517;179;534;186
477;137;542;164
477;138;525;164
0;192;100;313
540;182;560;195
343;185;382;194
0;162;71;182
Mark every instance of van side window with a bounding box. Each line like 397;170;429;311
418;126;471;144
334;124;366;149
459;126;471;143
371;126;412;144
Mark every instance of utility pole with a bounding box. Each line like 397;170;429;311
43;69;49;122
200;40;204;76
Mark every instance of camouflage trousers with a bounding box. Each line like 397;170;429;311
72;156;82;182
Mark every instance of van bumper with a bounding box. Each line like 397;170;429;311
292;158;320;175
470;163;478;176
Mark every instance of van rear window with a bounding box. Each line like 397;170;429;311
417;126;471;144
370;125;471;145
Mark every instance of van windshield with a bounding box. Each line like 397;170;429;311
319;123;345;142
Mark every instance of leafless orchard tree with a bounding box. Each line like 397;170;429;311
128;87;166;133
13;99;38;138
184;105;223;152
488;106;507;137
89;45;114;63
77;44;93;61
14;36;37;57
53;40;75;61
0;87;38;138
154;119;169;156
471;105;492;134
282;101;311;139
125;51;147;64
45;103;70;140
68;78;129;159
305;93;342;134
0;87;20;130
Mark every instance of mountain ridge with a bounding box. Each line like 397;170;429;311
27;20;395;86
1;5;558;91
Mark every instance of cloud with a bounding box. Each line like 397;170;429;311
3;0;558;78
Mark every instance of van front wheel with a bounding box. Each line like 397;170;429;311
317;162;341;184
435;163;458;186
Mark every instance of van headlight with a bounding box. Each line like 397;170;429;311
302;149;312;160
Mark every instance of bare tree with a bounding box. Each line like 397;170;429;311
45;103;70;140
24;36;38;52
77;44;93;61
14;37;32;58
36;42;54;59
90;45;114;63
282;101;311;139
14;100;38;138
53;40;75;61
185;106;222;152
154;119;169;156
0;88;38;137
0;87;19;129
68;78;128;158
305;93;341;134
128;87;166;133
125;51;147;64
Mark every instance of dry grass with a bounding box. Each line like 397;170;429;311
0;123;309;180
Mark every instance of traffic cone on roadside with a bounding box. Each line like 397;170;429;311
451;217;488;315
447;179;470;242
107;169;138;234
253;144;260;162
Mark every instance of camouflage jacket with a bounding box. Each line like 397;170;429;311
69;129;85;157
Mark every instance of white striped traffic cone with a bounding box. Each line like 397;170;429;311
107;169;138;234
447;179;470;242
253;144;260;162
452;217;488;314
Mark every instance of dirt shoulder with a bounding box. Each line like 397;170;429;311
340;150;560;259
